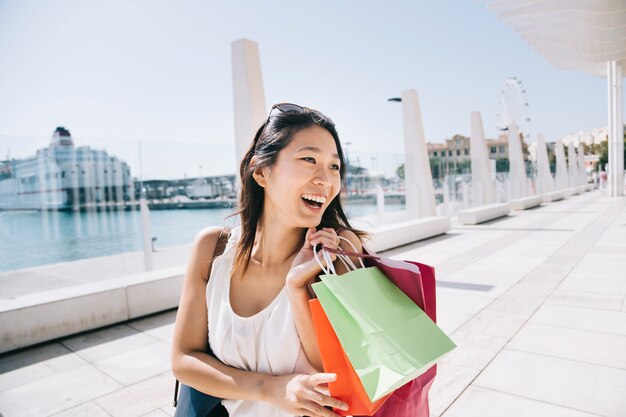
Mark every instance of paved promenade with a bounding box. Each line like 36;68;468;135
0;190;625;417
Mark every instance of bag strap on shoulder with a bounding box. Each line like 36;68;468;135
212;227;231;261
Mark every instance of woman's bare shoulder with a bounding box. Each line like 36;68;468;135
192;226;225;258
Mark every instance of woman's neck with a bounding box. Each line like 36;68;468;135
251;215;305;269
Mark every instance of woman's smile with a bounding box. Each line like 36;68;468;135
300;193;327;210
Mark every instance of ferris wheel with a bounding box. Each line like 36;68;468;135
497;77;531;142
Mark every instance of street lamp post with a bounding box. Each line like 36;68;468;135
387;97;403;193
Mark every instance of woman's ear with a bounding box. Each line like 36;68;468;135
252;167;267;188
250;157;269;188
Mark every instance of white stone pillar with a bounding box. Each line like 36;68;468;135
470;111;495;205
507;123;528;199
577;142;587;186
567;143;579;186
607;61;624;196
536;133;554;194
376;184;385;225
555;140;568;190
140;198;153;271
232;39;267;182
401;89;436;218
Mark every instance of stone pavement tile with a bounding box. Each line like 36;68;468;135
428;362;479;417
478;253;547;266
520;235;574;247
62;324;161;363
530;304;626;336
0;343;87;391
160;404;175;416
546;288;624;311
577;252;626;268
50;401;112;417
440;330;507;371
596;230;626;243
524;231;575;243
0;361;53;393
576;258;626;273
469;257;541;278
92;341;171;386
95;372;173;417
126;310;177;343
457;310;527;340
562;264;626;281
441;386;600;417
559;276;626;297
474;349;626;417
140;410;170;417
0;364;122;417
486;292;545;316
393;249;451;268
438;312;472;335
440;268;519;294
514;276;563;296
495;242;561;258
508;323;626;369
590;245;626;254
517;261;573;285
436;291;493;316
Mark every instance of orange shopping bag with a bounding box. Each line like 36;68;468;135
309;299;390;416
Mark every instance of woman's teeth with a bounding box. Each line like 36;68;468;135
301;194;327;204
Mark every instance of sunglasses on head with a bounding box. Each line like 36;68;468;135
264;103;335;127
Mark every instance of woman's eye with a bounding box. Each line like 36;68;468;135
301;157;315;163
331;164;340;171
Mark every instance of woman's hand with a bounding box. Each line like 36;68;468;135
266;372;348;417
286;227;340;291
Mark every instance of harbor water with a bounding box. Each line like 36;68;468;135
0;202;404;273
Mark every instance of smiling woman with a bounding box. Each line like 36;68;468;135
171;103;367;417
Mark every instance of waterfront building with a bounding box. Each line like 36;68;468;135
426;133;516;175
0;127;133;210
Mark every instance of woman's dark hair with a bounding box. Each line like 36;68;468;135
231;108;366;277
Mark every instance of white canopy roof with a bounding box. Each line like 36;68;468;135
487;0;626;77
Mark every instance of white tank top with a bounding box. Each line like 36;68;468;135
206;227;316;417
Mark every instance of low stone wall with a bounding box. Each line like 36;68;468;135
0;267;184;354
457;203;511;225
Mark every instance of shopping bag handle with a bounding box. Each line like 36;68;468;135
313;236;366;274
313;244;336;275
323;245;423;275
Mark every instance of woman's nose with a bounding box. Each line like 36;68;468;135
314;169;332;189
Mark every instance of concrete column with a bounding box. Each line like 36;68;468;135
536;133;554;194
577;142;587;186
376;184;385;225
232;39;267;182
470;111;495;205
555;140;569;190
507;123;528;199
607;61;624;196
567;143;579;186
140;198;153;271
401;89;436;218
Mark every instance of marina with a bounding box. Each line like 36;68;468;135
0;201;405;273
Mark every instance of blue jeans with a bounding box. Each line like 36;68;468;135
174;343;228;417
174;383;227;417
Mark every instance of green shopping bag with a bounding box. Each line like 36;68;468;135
312;266;456;402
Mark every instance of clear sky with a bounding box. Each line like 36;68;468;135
0;0;617;178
